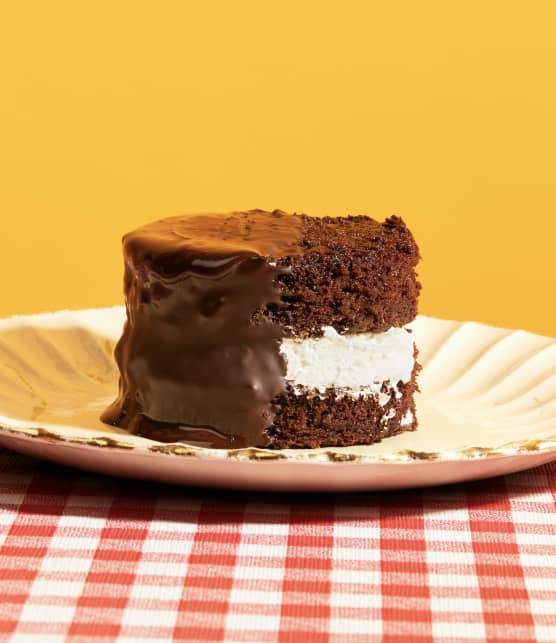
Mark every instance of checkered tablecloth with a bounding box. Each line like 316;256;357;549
0;449;554;643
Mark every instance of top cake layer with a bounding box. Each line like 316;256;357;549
123;209;420;338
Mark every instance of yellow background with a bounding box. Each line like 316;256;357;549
1;1;555;336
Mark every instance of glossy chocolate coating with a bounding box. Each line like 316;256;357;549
101;210;304;447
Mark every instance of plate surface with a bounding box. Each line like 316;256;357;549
0;307;554;491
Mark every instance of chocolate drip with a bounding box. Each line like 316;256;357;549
101;210;304;447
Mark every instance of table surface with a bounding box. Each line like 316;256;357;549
0;449;554;643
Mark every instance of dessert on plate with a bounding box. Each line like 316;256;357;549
101;209;421;448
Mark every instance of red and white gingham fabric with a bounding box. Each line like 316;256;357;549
0;449;554;643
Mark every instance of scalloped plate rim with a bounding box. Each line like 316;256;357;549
0;421;555;466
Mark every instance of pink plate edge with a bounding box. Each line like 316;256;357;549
1;430;555;492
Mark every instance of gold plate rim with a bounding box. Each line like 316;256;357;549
1;422;555;464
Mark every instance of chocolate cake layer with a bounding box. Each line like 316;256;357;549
266;364;419;449
102;209;421;449
267;213;420;337
114;362;419;450
116;209;420;338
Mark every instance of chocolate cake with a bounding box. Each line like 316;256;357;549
101;209;421;449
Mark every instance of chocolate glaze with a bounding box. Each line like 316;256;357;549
101;210;304;447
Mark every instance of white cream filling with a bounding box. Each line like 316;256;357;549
281;326;415;403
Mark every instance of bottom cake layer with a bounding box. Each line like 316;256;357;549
265;364;419;449
125;363;419;450
109;328;419;449
102;327;419;449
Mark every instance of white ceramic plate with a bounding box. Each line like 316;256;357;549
0;307;554;491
